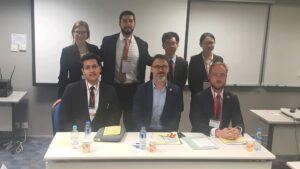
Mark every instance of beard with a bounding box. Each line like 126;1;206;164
121;27;133;36
154;74;167;83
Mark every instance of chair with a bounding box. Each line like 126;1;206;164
52;103;61;135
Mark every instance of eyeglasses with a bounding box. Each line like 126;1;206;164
152;65;168;70
74;31;87;35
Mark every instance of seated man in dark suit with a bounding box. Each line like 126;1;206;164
190;62;244;139
59;54;121;132
133;54;183;132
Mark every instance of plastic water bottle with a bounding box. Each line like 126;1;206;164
254;128;262;151
70;125;79;149
139;126;147;150
84;121;92;143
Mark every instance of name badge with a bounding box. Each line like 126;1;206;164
122;59;132;73
203;81;211;90
209;119;220;128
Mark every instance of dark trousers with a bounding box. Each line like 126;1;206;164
113;83;139;131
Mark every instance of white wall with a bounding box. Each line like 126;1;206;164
0;0;300;137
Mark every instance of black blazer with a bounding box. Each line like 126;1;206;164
171;56;188;89
57;43;101;98
99;33;152;85
59;80;121;132
189;87;244;136
188;53;223;96
132;81;183;132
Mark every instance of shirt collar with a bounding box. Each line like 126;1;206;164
86;80;100;91
152;81;167;90
119;32;134;42
210;87;223;99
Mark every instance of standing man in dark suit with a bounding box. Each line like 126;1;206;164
132;54;183;132
188;32;223;97
190;62;244;140
59;54;121;132
99;10;152;131
162;32;188;89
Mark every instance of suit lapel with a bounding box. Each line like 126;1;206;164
111;34;119;67
161;83;172;124
206;89;214;119
221;90;231;127
95;82;104;119
80;80;90;121
199;52;208;80
72;44;81;62
146;82;154;126
174;56;180;81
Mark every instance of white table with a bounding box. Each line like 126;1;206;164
44;132;275;169
287;161;300;169
0;91;27;133
251;110;300;155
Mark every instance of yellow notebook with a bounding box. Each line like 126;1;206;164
153;132;181;145
103;126;121;136
219;136;246;145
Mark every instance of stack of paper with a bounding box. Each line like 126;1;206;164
153;132;181;145
182;136;218;150
219;136;246;145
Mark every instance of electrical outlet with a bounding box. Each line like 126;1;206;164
21;122;28;129
15;122;20;129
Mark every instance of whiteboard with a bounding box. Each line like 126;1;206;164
263;4;300;87
187;1;268;86
33;0;187;84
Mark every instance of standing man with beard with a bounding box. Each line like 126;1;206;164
189;62;244;140
99;10;152;131
132;54;183;132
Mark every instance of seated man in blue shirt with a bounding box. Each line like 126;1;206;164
132;54;183;132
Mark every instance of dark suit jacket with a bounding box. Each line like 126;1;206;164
132;81;183;132
189;87;244;136
59;80;121;132
57;43;101;98
171;56;188;89
188;53;223;96
99;33;152;85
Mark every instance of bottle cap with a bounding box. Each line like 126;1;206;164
85;121;91;125
256;128;262;131
72;125;77;130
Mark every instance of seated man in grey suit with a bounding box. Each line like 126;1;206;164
190;62;244;139
59;54;121;132
132;54;183;132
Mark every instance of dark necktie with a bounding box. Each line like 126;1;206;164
214;94;221;119
89;86;95;109
119;38;129;82
168;59;174;81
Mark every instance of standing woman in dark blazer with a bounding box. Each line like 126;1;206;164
53;20;100;106
188;32;223;97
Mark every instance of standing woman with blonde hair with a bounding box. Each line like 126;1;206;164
53;20;100;107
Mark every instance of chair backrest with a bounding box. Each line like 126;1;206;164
52;103;61;135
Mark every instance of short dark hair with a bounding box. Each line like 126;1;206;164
199;32;215;45
151;54;168;66
162;32;179;44
119;10;135;23
80;53;102;69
